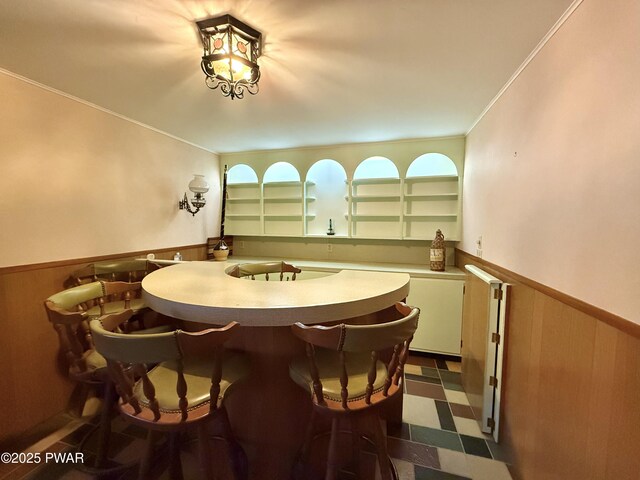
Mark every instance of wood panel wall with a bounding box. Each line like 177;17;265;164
456;250;640;480
0;244;207;446
460;273;491;424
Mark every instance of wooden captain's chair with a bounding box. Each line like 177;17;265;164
91;310;250;480
67;260;162;329
228;261;301;281
69;259;162;286
44;281;150;390
289;302;420;480
44;281;171;470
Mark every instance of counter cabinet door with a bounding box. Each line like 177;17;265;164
406;277;464;355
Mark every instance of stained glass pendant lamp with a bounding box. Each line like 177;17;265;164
196;14;262;100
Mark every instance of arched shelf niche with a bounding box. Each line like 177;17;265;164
227;163;259;184
353;156;400;180
224;164;261;236
350;156;402;239
263;161;300;183
403;153;460;241
262;162;304;236
305;159;348;237
406;153;458;177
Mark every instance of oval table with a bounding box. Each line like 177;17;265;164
142;261;411;479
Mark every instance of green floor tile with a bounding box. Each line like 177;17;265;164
410;425;463;452
442;381;464;392
421;367;441;379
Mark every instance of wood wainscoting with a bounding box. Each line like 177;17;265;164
0;244;207;446
456;250;640;480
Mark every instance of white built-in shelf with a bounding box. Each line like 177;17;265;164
226;214;261;219
404;213;457;218
264;181;316;186
227;197;261;203
264;214;316;219
263;196;303;202
348;194;401;201
352;235;403;240
228;182;260;188
349;178;401;185
305;234;350;238
404;175;458;182
225;155;461;240
346;214;401;219
264;234;303;238
404;193;458;199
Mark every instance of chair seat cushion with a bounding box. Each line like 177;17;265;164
289;349;388;403
85;298;146;318
133;352;249;412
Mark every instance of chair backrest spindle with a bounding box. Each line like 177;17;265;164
209;346;223;413
305;343;326;406
394;336;413;385
109;361;142;414
69;260;162;287
91;310;240;423
229;261;301;282
291;302;419;411
340;351;349;409
383;344;401;396
176;360;189;421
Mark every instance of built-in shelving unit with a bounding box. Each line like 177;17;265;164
349;194;402;201
262;165;305;236
225;168;262;235
264;197;305;202
305;159;349;237
227;197;261;203
403;154;460;239
223;148;462;241
350;177;402;185
348;157;403;239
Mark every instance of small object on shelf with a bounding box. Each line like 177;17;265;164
173;252;182;261
327;218;335;235
429;229;446;271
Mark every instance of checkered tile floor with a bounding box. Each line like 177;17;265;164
0;354;513;480
388;354;512;480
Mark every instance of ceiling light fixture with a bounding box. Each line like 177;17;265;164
196;14;262;100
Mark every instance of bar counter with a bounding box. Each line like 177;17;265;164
141;261;411;479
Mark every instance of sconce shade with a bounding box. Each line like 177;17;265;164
188;174;209;194
197;14;262;100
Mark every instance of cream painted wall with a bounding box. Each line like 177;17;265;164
0;71;219;268
462;0;640;323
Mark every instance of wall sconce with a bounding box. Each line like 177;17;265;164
178;175;209;216
196;14;262;100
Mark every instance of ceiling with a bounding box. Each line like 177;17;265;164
0;0;574;153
